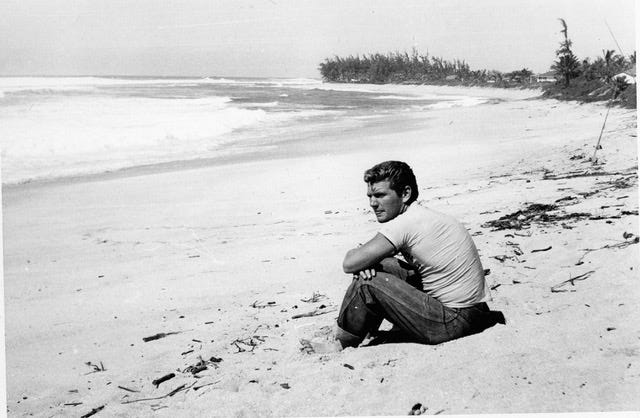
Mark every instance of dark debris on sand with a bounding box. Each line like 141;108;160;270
481;203;593;231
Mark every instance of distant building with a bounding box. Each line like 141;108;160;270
613;65;636;85
535;71;557;83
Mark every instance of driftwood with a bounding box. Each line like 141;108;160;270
551;271;596;292
143;331;182;342
291;306;337;319
121;383;195;404
117;385;139;393
193;380;222;391
576;237;639;265
531;246;552;253
250;300;277;308
80;405;105;418
152;373;175;388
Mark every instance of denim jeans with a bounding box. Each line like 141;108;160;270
337;257;504;345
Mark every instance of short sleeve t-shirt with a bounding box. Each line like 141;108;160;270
379;203;489;308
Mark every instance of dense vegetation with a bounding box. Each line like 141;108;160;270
542;50;636;108
318;49;528;87
543;19;636;108
318;21;636;108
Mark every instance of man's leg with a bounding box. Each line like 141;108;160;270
337;267;462;345
335;257;415;347
335;277;385;347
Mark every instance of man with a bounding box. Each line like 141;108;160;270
334;160;504;348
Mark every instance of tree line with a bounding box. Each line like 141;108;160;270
318;49;518;85
318;20;636;107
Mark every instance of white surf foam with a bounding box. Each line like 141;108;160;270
0;94;269;183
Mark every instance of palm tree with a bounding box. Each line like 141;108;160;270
552;18;581;87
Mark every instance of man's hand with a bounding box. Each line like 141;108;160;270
353;268;376;281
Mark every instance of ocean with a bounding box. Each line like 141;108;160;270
0;76;487;185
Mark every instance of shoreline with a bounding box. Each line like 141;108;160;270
3;86;638;416
2;83;538;192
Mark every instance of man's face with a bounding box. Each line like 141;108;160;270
367;180;407;223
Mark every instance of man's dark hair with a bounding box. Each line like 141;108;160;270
363;161;419;204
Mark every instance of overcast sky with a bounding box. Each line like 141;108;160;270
0;0;635;78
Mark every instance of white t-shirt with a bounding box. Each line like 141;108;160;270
379;203;489;308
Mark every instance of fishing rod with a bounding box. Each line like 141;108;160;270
591;20;631;164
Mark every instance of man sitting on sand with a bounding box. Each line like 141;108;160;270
332;160;504;349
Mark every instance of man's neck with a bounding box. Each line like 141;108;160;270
400;202;413;215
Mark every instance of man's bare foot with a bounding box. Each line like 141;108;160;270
299;326;361;354
299;337;343;354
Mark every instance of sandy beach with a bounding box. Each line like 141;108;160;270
2;85;638;416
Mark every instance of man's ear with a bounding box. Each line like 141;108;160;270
401;185;412;203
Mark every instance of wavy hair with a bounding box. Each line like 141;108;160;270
363;161;419;204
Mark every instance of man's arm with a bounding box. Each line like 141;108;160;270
342;233;396;274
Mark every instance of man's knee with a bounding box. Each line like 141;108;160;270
378;257;401;272
357;271;403;292
377;257;416;283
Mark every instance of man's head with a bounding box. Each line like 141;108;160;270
363;161;419;223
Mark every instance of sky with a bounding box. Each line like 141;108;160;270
0;0;636;78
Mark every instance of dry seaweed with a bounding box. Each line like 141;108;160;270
84;361;106;374
409;403;427;415
183;356;216;375
555;196;579;205
480;202;630;231
596;175;637;191
543;168;635;180
231;336;267;353
300;291;326;303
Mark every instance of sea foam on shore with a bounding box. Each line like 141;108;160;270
0;76;489;185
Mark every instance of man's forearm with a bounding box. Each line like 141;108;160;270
342;247;373;273
342;233;396;274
